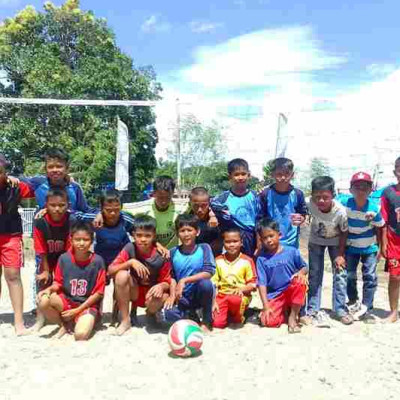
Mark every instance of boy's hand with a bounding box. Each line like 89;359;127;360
164;296;176;310
130;260;150;280
290;213;305;227
260;306;273;326
208;215;219;228
34;208;47;220
93;213;104;229
36;288;51;303
36;270;50;284
175;280;186;300
291;271;308;286
156;242;170;259
212;301;219;314
7;176;20;188
334;255;346;271
379;244;387;260
146;284;164;299
61;308;79;321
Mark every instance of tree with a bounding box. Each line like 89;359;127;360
0;0;161;200
309;157;331;180
262;161;274;187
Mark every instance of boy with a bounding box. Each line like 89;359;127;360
341;172;384;322
258;158;308;248
164;214;215;332
256;218;308;333
381;156;400;323
212;228;257;329
0;154;34;335
36;222;106;340
108;215;171;336
128;176;186;249
306;176;353;326
211;159;261;257
32;187;75;331
189;187;222;255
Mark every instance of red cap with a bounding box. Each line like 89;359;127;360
350;171;373;185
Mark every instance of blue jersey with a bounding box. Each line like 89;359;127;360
259;185;307;248
211;190;261;232
256;246;307;299
341;197;385;255
22;175;97;213
170;243;215;297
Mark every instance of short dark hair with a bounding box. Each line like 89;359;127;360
132;214;156;232
70;221;94;241
227;158;249;174
222;227;242;238
175;213;199;231
395;157;400;167
100;189;122;208
256;217;280;235
269;157;294;172
190;187;209;199
311;176;335;195
44;148;70;166
153;175;176;193
45;186;69;202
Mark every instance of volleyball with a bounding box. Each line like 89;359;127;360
168;319;204;357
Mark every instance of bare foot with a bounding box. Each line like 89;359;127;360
200;323;211;333
383;312;398;324
15;325;30;336
115;320;131;336
31;316;46;333
299;316;312;326
55;325;68;339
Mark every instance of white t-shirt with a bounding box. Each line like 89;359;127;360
309;199;348;246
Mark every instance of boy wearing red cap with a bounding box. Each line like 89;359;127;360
341;172;384;322
381;157;400;323
0;154;34;335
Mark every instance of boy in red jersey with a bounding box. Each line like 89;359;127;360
0;154;34;335
381;156;400;323
109;215;171;336
37;222;106;340
212;228;257;329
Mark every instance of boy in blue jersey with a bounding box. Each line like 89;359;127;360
258;158;307;248
211;159;261;257
341;172;384;322
164;214;215;332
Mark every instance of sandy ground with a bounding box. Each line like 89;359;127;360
0;243;399;400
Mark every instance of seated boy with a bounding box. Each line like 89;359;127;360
0;154;35;335
341;172;384;322
164;214;215;332
256;218;308;333
211;159;261;257
37;222;106;341
108;215;171;336
212;228;257;329
258;158;308;248
32;187;75;331
189;187;222;255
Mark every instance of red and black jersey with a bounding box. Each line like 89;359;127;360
54;251;106;304
0;182;34;236
110;242;171;287
33;213;74;271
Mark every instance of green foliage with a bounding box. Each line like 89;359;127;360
262;161;274;187
309;157;331;180
0;0;161;200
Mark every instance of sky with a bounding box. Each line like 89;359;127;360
1;0;400;184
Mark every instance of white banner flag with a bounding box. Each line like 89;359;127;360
275;113;289;158
115;118;129;191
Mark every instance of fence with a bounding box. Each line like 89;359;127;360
19;208;36;236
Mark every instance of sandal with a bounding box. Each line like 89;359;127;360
288;325;302;334
340;314;354;325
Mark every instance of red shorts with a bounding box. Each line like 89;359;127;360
59;293;99;323
386;259;400;276
132;285;150;308
213;293;250;329
0;235;23;269
260;280;307;328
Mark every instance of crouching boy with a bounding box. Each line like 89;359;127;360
256;218;308;333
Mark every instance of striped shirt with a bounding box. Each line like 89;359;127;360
341;197;385;254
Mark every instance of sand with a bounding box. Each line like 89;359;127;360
0;256;399;400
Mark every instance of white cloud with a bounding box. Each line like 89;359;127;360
141;15;171;33
189;21;223;34
366;63;396;78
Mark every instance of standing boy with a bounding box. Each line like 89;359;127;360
108;215;171;335
258;158;308;248
0;154;34;335
306;176;353;326
211;159;261;257
256;218;308;333
212;228;257;329
164;214;215;332
381;157;400;323
341;172;384;322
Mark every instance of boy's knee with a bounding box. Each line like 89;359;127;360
114;270;130;287
212;319;227;329
390;275;400;283
197;279;213;294
74;330;90;341
4;269;21;284
38;295;51;310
